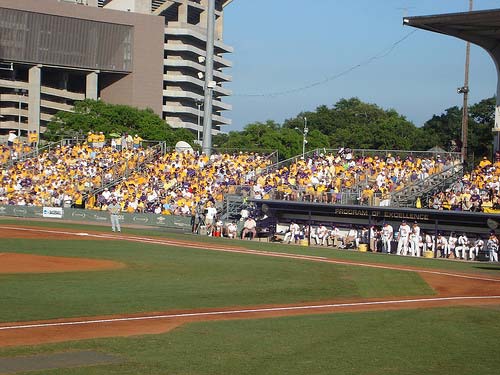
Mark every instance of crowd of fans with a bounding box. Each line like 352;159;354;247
244;148;457;206
1;135;499;216
2;134;500;261
427;154;500;212
0;142;153;207
0;130;38;163
89;150;273;215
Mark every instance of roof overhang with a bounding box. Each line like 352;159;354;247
403;8;500;55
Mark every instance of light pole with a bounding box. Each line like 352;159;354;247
201;0;216;156
295;117;309;159
303;117;308;159
196;99;203;145
459;0;473;164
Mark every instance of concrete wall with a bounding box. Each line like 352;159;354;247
104;0;151;14
0;0;165;115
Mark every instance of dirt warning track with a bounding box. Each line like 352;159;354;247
0;224;499;348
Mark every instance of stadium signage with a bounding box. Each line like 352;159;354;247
334;208;429;221
0;205;194;231
42;207;63;219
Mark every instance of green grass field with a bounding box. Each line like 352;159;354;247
0;219;499;374
0;237;431;322
0;307;499;375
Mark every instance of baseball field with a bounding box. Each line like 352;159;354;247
0;219;499;374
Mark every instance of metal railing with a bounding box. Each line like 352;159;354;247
84;142;166;200
391;163;464;208
261;147;461;176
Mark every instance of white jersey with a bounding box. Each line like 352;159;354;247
317;225;328;237
448;236;458;249
425;234;434;245
412;225;420;238
289;223;300;234
206;206;217;220
382;225;393;239
437;236;448;246
458;235;469;246
398;224;411;238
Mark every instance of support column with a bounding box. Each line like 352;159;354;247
201;0;215;156
178;1;188;23
28;65;41;134
493;64;500;154
216;12;223;40
200;0;208;27
86;71;99;100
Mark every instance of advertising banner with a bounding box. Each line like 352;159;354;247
42;207;64;219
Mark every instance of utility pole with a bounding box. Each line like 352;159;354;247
460;0;473;165
201;0;216;156
302;117;308;159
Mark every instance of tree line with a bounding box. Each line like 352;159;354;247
214;97;496;161
48;96;496;162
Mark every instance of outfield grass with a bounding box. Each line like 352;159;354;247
0;238;432;322
0;306;498;375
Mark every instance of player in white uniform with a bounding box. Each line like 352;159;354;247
396;220;411;256
448;233;458;259
409;222;421;257
470;236;484;261
329;226;341;247
424;232;434;254
312;224;328;246
436;234;448;258
284;221;300;244
381;223;393;254
456;233;470;260
487;232;499;262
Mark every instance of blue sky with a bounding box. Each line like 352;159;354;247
223;0;500;131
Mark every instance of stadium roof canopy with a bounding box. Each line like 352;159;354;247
403;8;500;52
403;8;500;150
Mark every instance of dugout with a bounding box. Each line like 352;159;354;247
249;199;500;241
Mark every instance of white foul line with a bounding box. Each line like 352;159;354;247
1;295;499;332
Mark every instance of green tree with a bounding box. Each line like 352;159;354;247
468;96;495;160
420;106;462;151
284;98;421;150
45;99;192;146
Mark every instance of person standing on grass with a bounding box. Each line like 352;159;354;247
396;220;411;256
487;232;499;262
409;222;421;256
205;201;217;236
381;222;393;254
108;198;121;232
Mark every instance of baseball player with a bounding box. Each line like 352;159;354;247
409;222;421;256
108;198;121;232
396;220;411;256
456;233;470;260
381;222;393;254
